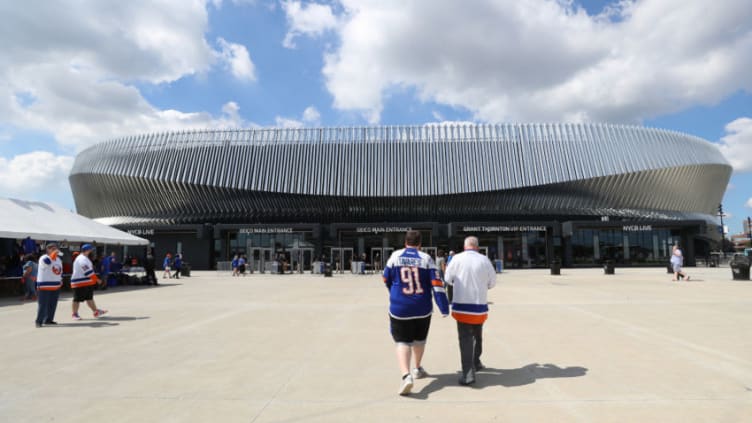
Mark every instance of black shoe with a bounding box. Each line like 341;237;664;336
35;322;42;328
44;321;58;325
474;362;486;371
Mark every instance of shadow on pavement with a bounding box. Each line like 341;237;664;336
44;321;120;328
97;316;150;322
41;316;149;328
412;363;588;399
0;283;182;307
95;283;182;295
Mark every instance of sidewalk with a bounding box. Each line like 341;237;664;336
1;267;750;422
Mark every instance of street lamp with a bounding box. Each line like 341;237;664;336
718;204;725;239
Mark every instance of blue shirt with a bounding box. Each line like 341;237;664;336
382;247;449;319
22;237;36;254
102;256;112;273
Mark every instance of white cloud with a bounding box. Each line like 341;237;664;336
275;105;321;128
0;151;74;195
217;37;257;81
281;0;339;48
746;198;752;208
0;2;253;151
302;106;321;123
211;0;257;8
718;117;752;172
299;0;752;124
275;116;305;128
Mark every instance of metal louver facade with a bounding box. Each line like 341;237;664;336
69;123;731;226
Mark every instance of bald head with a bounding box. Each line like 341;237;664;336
464;236;479;250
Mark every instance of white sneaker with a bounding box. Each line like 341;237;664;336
398;374;414;396
412;366;428;379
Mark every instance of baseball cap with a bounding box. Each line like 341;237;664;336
45;242;59;250
81;243;94;252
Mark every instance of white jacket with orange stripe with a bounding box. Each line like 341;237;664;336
443;249;496;324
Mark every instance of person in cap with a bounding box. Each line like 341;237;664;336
71;244;108;320
35;242;64;327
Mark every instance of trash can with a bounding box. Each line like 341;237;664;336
324;262;332;277
495;259;503;273
603;260;615;275
550;259;561;275
180;262;191;277
730;255;751;281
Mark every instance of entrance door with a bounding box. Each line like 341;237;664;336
503;237;523;268
250;248;272;273
290;248;314;272
330;247;354;272
370;247;394;272
421;247;437;259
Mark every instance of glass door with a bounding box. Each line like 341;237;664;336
290;248;314;272
250;248;272;273
330;247;355;273
421;246;437;259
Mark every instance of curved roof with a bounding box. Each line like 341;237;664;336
70;123;731;225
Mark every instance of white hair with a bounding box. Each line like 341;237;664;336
464;236;479;249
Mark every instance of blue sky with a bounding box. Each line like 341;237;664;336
0;0;750;234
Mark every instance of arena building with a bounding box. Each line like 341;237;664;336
69;123;731;271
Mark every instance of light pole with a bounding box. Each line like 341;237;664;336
718;204;725;239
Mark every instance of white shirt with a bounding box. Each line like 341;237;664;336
444;249;496;306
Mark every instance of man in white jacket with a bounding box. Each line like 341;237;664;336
444;236;497;385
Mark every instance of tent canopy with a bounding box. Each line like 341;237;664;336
0;198;148;246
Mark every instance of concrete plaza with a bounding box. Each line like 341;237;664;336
1;267;751;422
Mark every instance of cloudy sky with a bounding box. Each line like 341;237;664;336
0;0;750;233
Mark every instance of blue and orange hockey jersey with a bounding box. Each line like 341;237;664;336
383;248;449;319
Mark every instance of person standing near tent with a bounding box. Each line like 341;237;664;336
144;250;157;285
101;251;117;286
70;244;108;320
21;254;37;301
22;236;37;255
35;243;64;327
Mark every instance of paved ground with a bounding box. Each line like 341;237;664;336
1;267;751;422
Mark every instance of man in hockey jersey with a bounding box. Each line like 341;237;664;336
35;242;64;327
71;244;107;320
383;230;449;395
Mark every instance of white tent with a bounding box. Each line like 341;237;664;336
0;198;148;246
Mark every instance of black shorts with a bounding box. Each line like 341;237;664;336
73;285;95;302
390;315;431;345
